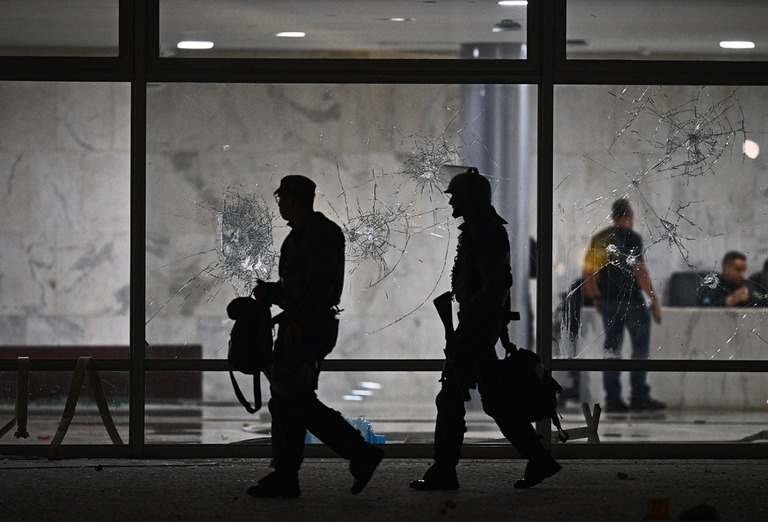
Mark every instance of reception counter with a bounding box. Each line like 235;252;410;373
555;308;768;410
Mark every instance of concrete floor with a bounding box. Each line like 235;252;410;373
1;456;767;521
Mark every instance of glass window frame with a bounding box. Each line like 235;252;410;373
1;0;767;459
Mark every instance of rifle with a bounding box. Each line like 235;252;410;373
433;291;472;401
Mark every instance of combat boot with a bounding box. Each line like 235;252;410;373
409;463;459;491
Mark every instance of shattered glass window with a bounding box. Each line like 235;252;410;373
552;85;768;410
146;83;537;368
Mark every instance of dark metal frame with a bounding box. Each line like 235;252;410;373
2;0;767;459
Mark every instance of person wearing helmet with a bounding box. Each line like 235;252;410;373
410;167;561;491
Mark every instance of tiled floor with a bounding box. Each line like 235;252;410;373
3;400;766;446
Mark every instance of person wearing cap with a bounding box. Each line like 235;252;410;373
410;167;561;492
248;175;384;498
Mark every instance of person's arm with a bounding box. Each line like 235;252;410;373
724;285;750;307
293;224;344;323
252;280;282;306
581;265;600;301
635;261;662;323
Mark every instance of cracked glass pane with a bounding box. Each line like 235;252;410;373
552;85;768;411
146;83;537;372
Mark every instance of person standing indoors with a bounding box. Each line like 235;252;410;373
582;198;665;413
410;167;561;492
249;175;384;498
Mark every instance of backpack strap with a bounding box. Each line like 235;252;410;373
229;365;262;414
552;411;570;443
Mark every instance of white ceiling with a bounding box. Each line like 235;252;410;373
0;0;766;59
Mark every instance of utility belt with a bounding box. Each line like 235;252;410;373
275;308;340;359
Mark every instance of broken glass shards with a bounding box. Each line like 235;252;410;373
217;188;278;295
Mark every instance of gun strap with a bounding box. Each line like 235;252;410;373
499;324;517;354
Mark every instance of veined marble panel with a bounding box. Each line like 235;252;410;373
0;232;55;314
0;82;58;152
0;316;27;344
26;315;84;345
52;232;129;316
57;83;117;152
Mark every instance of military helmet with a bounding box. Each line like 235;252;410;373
444;167;492;205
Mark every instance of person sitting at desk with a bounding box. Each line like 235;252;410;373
746;258;768;307
699;251;752;307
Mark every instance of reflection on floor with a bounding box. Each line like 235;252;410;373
3;400;766;446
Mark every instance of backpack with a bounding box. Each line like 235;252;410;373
226;297;274;413
499;332;569;443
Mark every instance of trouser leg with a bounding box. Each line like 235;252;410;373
627;300;652;400
433;375;467;467
268;393;307;477
303;398;372;461
491;411;546;460
479;377;547;461
603;371;622;402
600;298;625;401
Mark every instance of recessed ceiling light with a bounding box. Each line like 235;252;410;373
498;1;528;6
389;17;415;22
492;19;522;32
276;31;306;38
720;41;755;49
177;41;214;50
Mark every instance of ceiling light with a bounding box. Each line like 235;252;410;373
276;31;306;38
743;139;760;159
492;19;522;32
720;41;755;49
389;17;415;22
177;41;214;50
498;1;528;6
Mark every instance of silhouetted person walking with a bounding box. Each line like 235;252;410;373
248;175;383;498
410;167;561;491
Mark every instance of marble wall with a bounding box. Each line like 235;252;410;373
0;81;130;346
